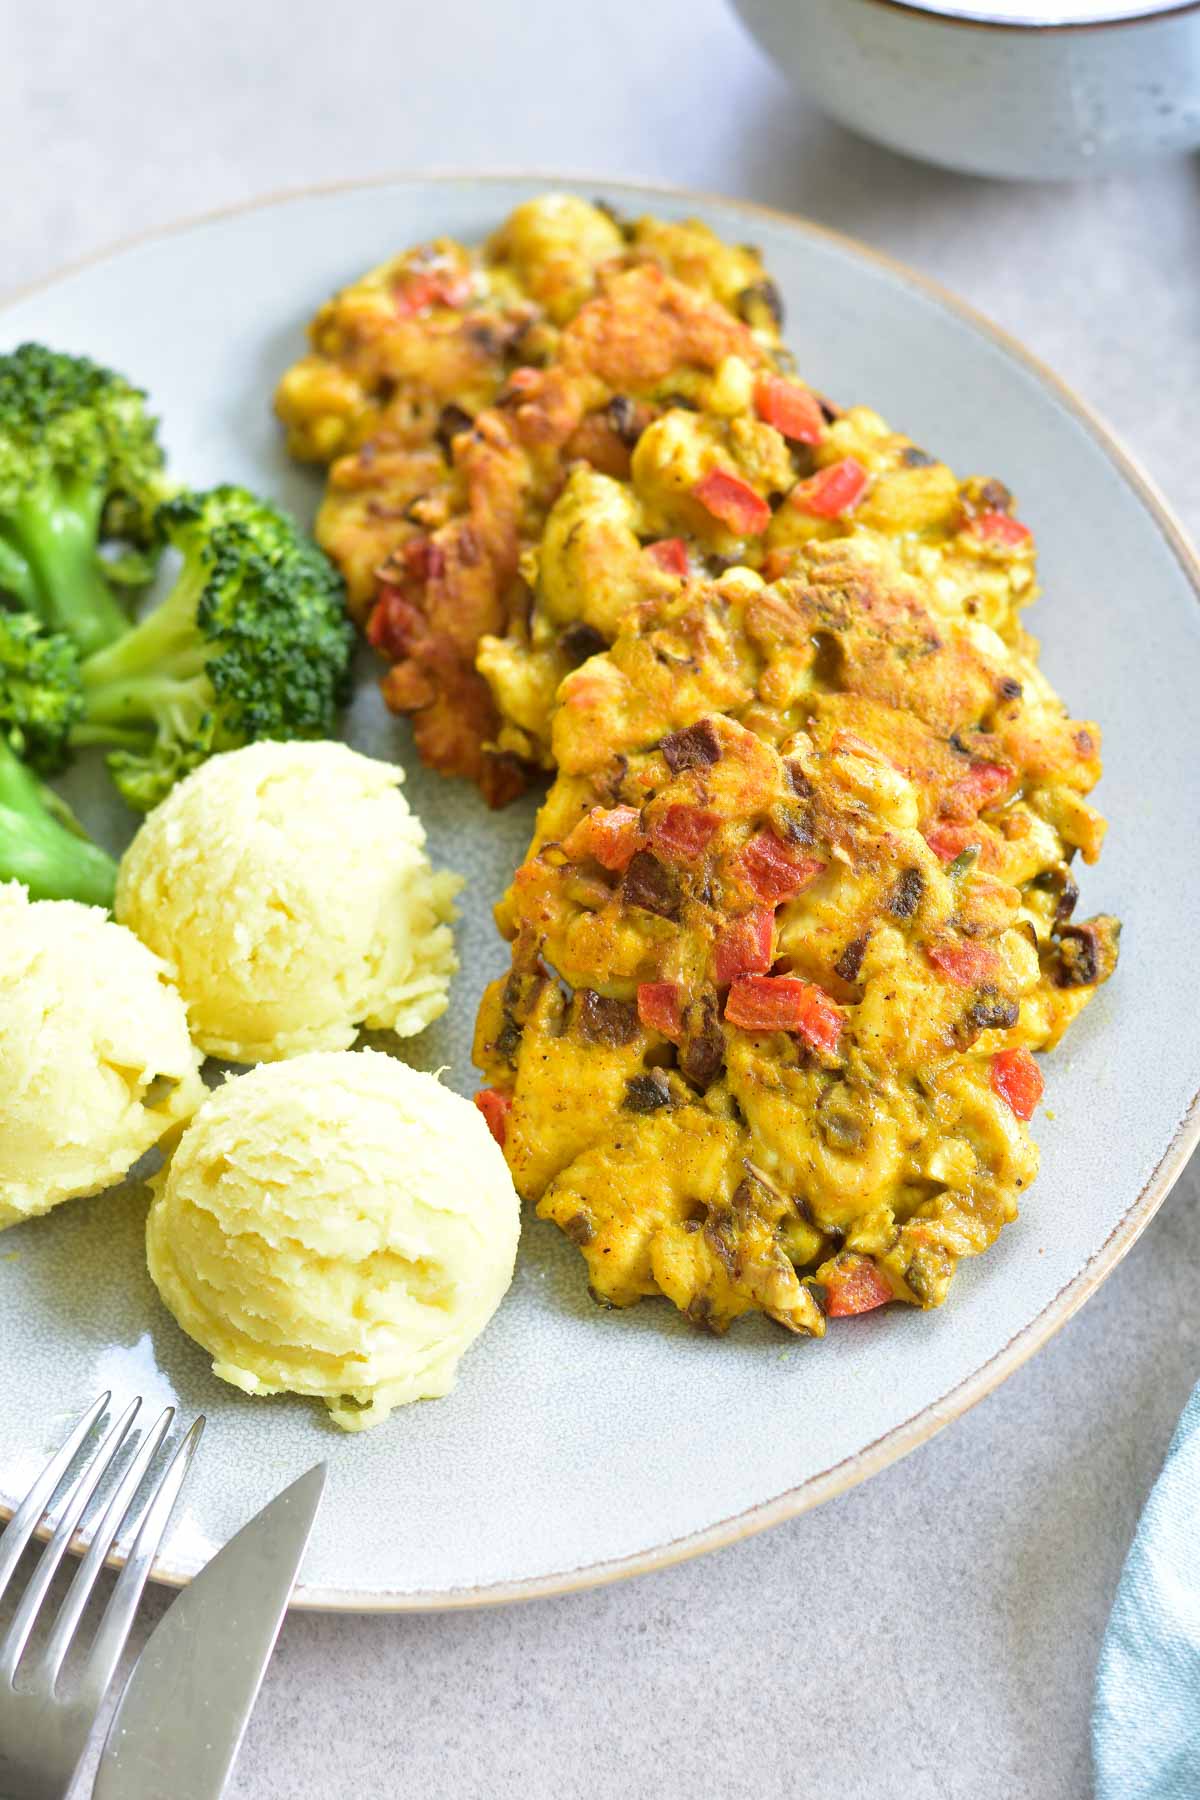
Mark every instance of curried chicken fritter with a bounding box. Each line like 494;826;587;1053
278;196;1040;806
477;401;1038;783
279;197;1118;1339
276;195;787;802
473;541;1118;1332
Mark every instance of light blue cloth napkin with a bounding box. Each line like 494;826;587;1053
1094;1381;1200;1798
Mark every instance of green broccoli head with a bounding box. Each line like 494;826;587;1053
74;484;355;812
0;608;83;773
0;610;116;907
0;343;169;655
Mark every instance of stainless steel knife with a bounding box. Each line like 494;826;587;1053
92;1462;327;1800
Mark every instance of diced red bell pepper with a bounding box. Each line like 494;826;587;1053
737;830;825;904
990;1047;1045;1121
645;537;690;577
637;981;684;1042
790;456;869;519
400;536;446;584
367;583;422;661
503;366;542;398
969;510;1032;547
651;804;720;862
926;940;1003;987
945;760;1014;819
474;1087;513;1148
714;909;775;984
693;468;772;536
796;986;846;1055
562;805;646;873
822;1254;893;1318
394;267;471;317
924;821;983;865
724;975;844;1054
753;376;826;445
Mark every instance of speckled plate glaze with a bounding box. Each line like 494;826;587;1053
2;175;1199;1612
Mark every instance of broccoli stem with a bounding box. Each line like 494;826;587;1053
71;567;212;757
9;477;130;656
77;564;208;692
0;739;117;907
0;525;39;609
71;672;209;748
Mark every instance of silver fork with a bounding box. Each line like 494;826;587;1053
0;1393;204;1800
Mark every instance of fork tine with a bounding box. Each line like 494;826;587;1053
0;1397;141;1684
78;1415;205;1707
0;1392;110;1607
27;1404;176;1692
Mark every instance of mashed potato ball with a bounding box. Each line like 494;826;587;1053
146;1050;521;1430
115;740;462;1064
0;883;205;1230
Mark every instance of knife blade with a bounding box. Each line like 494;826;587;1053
92;1462;327;1800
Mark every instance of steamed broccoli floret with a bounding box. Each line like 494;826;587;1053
0;609;81;772
73;484;355;812
0;343;168;656
0;611;117;906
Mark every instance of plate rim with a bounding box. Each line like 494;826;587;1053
4;168;1198;1613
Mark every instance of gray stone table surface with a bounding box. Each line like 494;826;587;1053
3;3;1198;1796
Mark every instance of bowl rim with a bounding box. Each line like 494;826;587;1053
866;0;1200;30
3;167;1199;1614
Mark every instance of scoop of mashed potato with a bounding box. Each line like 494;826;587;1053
146;1050;520;1430
115;741;462;1064
0;883;205;1230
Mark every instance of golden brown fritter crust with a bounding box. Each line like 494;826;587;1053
348;262;777;797
279;199;1119;1338
473;546;1117;1332
478;405;1038;782
276;198;786;799
279;197;1039;806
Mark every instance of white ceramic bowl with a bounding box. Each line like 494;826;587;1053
731;0;1200;178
